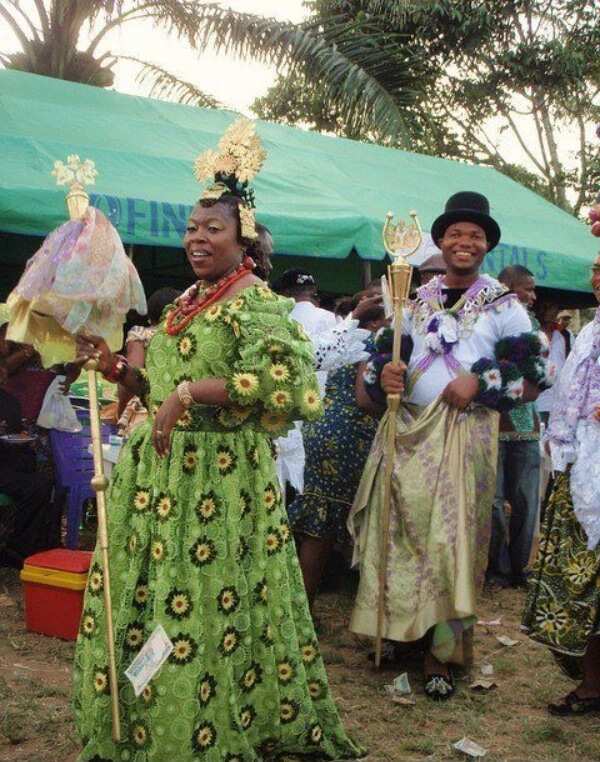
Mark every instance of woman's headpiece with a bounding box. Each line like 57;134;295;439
193;118;267;240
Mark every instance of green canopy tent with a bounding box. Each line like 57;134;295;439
0;69;596;300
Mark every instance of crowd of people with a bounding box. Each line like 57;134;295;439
0;118;598;760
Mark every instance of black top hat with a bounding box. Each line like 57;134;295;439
430;191;501;251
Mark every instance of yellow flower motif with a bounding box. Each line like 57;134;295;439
263;485;278;511
151;539;165;562
269;363;290;383
260;411;288;433
242;668;257;690
197;496;217;521
132;724;147;747
269;389;292;410
232;372;259;398
302;389;321;412
268;343;284;354
183;448;198;472
155;495;173;520
230;406;253;423
204;304;222;322
126;625;144;649
277;661;295;683
228;297;245;313
134;584;149;606
279;523;291;543
133;489;151;512
174;640;193;660
178;410;192;428
93;670;108;694
256;286;275;300
301;642;318;664
169;592;191;618
89;568;103;594
81;613;96;637
310;724;323;743
142;685;154;704
194;723;215;750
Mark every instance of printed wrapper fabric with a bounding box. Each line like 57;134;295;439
73;285;364;762
523;472;600;663
6;207;146;367
348;399;499;665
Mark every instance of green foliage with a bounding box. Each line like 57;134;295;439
0;1;217;104
252;0;600;214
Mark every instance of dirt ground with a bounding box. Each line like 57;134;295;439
1;567;599;762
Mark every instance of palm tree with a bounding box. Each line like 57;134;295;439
0;0;426;140
0;0;218;104
193;0;427;143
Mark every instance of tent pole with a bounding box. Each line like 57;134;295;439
362;260;372;288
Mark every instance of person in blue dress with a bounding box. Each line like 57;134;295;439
287;303;386;607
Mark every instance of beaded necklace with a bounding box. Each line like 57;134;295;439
165;256;254;335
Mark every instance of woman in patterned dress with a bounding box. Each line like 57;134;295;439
523;255;600;716
287;304;386;607
71;143;365;757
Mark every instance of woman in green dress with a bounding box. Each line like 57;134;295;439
72;120;364;761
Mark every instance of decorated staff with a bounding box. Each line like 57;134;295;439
375;210;422;668
7;156;146;740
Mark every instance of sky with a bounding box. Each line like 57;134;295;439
0;1;309;113
0;0;588;203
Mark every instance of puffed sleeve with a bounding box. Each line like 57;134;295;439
223;286;323;436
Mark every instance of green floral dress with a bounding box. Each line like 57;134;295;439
73;285;364;762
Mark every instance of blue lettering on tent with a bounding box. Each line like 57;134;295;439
535;251;548;281
89;194;121;226
127;198;147;236
150;201;160;237
162;204;191;238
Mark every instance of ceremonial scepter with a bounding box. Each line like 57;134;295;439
61;169;122;741
375;210;422;668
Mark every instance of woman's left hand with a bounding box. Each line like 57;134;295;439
152;392;185;457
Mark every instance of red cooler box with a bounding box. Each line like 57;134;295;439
20;549;93;640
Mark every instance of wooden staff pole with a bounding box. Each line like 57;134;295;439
85;360;121;741
375;210;421;668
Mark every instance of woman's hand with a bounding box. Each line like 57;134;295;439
152;392;185;458
74;334;113;375
593;406;600;422
381;361;406;396
441;374;479;410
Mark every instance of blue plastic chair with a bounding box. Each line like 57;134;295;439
49;412;116;549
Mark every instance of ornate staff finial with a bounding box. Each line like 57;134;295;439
383;209;422;260
52;154;98;220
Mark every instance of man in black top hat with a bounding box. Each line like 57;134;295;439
349;192;552;700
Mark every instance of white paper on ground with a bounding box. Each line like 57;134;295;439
496;635;519;647
477;617;502;627
480;662;494;676
452;737;488;757
125;624;173;696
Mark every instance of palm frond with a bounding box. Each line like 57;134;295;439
119;55;221;109
194;4;420;142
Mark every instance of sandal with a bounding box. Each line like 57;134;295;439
548;691;600;716
424;671;455;701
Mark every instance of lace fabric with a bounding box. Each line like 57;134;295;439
546;309;600;549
